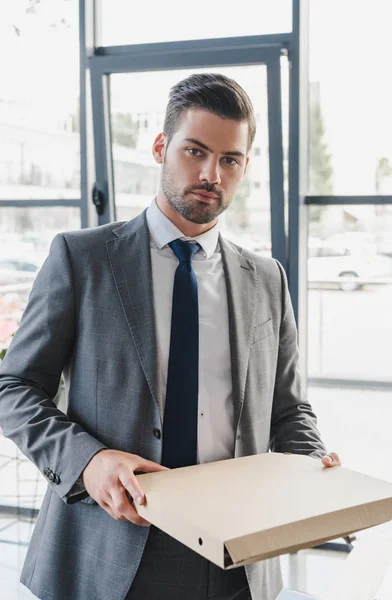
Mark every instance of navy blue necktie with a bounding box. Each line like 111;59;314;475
162;239;201;469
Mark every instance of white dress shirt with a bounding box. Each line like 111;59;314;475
146;199;234;464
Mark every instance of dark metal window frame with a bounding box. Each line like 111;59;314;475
306;195;392;205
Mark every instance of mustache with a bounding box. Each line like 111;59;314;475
185;184;222;200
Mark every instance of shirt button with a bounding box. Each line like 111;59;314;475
47;472;55;482
153;428;161;439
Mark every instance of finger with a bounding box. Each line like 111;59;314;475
110;487;133;521
118;469;146;506
110;488;151;526
126;504;151;527
329;452;341;464
322;453;341;467
100;500;126;521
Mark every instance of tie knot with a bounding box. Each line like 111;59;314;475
169;239;201;263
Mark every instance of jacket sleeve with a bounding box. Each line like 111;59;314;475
0;234;107;503
269;260;327;459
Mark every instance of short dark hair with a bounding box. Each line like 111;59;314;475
163;73;256;151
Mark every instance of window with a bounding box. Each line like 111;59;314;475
101;0;292;46
0;0;80;200
0;206;80;350
308;0;392;195
307;205;392;381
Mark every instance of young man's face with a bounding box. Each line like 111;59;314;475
153;108;249;225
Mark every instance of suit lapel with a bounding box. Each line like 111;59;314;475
106;211;160;417
220;235;257;433
106;213;257;431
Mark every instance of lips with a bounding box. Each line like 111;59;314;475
191;191;219;203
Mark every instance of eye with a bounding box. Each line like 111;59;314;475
186;147;204;157
222;157;239;166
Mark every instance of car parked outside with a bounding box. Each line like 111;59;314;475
308;238;392;291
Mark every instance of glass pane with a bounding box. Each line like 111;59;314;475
308;205;392;381
101;0;292;46
309;0;392;195
309;386;392;541
0;207;80;350
110;66;272;256
0;435;48;511
0;1;80;199
0;206;80;513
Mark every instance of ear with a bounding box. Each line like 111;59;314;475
152;132;167;164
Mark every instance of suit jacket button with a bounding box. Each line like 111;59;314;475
43;467;50;477
47;472;55;482
53;474;61;485
153;428;161;439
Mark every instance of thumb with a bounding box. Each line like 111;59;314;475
134;458;170;474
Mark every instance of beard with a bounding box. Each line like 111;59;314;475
161;162;232;224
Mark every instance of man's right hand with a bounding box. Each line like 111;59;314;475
82;449;169;526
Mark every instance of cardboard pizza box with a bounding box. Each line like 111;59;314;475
135;453;392;574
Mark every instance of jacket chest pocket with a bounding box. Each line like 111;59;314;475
251;318;273;344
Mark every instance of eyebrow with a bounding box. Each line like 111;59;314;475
184;137;246;158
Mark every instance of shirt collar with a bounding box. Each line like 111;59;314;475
146;198;219;259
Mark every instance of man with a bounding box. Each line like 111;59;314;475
0;73;340;600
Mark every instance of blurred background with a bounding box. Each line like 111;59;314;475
0;1;392;598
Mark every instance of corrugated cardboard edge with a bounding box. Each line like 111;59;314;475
224;497;392;568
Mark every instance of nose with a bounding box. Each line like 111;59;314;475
199;157;221;186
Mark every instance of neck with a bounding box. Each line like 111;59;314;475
155;191;218;237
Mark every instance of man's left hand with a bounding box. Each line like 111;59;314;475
321;452;341;468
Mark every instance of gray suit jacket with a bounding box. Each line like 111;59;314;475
0;210;326;600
